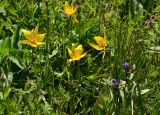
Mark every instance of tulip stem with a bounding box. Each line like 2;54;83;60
92;50;104;61
43;0;51;92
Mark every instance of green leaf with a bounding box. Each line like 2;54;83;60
8;56;24;69
118;0;126;5
0;7;5;13
8;72;13;82
8;7;18;17
153;5;160;12
4;87;11;98
141;89;151;95
49;50;58;58
0;92;3;99
149;46;160;51
120;89;124;103
87;75;97;80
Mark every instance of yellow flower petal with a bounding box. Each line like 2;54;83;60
64;1;72;10
75;45;83;50
30;43;37;47
36;42;45;46
67;44;86;61
22;29;32;38
35;33;46;42
88;42;104;50
21;24;46;47
94;36;107;47
27;35;36;43
29;43;37;47
79;53;87;59
33;24;39;35
69;58;78;62
64;1;73;16
20;40;37;47
68;55;82;61
20;40;31;44
67;48;74;59
64;1;77;16
74;45;83;55
69;59;74;62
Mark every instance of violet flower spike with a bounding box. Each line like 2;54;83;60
123;61;129;69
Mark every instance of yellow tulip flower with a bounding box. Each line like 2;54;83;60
64;1;78;16
88;36;107;50
20;24;46;47
64;1;79;23
67;44;87;62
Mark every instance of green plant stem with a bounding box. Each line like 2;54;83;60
45;0;50;79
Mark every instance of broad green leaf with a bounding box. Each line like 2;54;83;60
8;56;24;69
4;87;11;98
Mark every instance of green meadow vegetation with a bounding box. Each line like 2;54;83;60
0;0;160;114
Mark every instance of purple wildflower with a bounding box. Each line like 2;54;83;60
122;61;129;69
111;79;120;87
114;82;120;87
